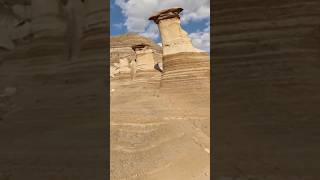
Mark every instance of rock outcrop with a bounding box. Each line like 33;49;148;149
110;33;162;63
110;33;162;79
149;7;210;101
110;6;210;180
132;44;155;71
149;7;203;55
213;0;320;179
80;0;107;59
0;1;106;179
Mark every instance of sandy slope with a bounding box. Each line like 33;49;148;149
110;71;210;180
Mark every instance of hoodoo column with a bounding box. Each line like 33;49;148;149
132;44;156;71
149;7;203;56
148;7;210;98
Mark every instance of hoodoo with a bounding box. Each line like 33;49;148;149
149;7;210;99
110;6;210;180
149;7;203;55
132;43;155;71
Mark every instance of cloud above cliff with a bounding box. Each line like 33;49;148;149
114;0;210;52
190;22;210;52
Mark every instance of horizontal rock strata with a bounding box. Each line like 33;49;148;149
160;52;210;98
213;0;320;179
0;1;107;179
110;70;210;179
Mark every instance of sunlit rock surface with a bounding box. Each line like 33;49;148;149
110;7;210;180
110;33;162;79
149;7;203;55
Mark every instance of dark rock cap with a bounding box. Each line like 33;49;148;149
148;7;183;24
132;43;149;51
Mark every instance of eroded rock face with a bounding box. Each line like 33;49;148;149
0;1;107;179
111;33;162;63
119;58;131;74
80;0;107;59
30;0;66;39
213;0;320;179
110;33;163;79
133;44;155;71
0;7;20;50
110;6;210;180
161;52;210;97
64;0;85;60
149;7;203;55
28;0;67;56
149;7;210;100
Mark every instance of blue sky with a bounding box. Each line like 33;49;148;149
110;0;210;51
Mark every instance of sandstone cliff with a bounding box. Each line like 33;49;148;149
110;33;162;64
213;0;320;179
110;7;210;180
0;1;107;179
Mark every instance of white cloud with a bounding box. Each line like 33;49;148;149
112;23;123;29
189;23;210;52
157;43;162;47
115;0;210;40
140;23;159;40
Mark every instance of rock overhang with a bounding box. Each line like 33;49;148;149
148;7;183;24
132;43;150;51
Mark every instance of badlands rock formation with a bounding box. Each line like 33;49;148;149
110;33;162;79
132;44;156;71
149;7;204;55
0;1;106;179
149;7;210;103
213;0;320;179
111;7;210;180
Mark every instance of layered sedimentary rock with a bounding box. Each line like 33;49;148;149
81;0;107;58
149;7;210;100
110;33;162;63
64;0;85;60
213;0;320;179
132;44;155;71
149;7;203;55
160;52;210;102
110;7;210;180
110;33;162;79
28;0;67;57
0;14;17;51
0;1;107;179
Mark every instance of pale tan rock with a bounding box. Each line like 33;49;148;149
149;7;203;55
129;59;137;80
110;33;163;65
119;58;131;74
110;8;210;179
110;63;120;78
132;44;155;71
